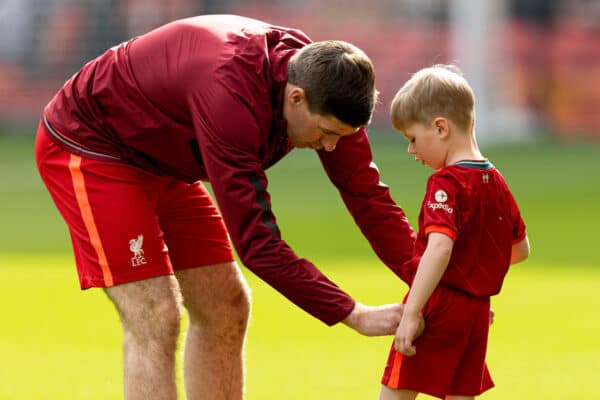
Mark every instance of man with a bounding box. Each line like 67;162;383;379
35;14;416;399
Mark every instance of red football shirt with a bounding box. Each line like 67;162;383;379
42;15;416;325
403;160;526;297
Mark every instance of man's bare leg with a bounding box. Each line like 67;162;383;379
176;262;251;400
105;275;182;400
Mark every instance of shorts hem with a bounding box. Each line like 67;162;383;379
381;380;494;399
173;256;236;271
80;269;174;289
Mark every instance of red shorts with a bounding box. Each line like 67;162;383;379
35;120;234;289
381;285;494;399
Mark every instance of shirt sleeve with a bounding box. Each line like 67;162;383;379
508;190;527;243
421;173;460;241
317;128;416;284
190;87;355;325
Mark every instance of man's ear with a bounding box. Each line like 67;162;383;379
288;86;306;105
433;117;450;139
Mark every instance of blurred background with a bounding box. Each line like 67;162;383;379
1;0;600;140
1;1;599;399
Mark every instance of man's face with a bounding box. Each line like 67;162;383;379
283;86;359;152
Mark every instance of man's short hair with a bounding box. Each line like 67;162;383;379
287;40;378;127
390;64;475;133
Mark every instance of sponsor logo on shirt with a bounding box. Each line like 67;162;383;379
129;234;147;267
428;189;453;213
427;201;454;214
434;190;448;202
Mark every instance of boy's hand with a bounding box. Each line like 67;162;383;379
394;312;425;356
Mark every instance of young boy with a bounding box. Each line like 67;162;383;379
379;65;530;400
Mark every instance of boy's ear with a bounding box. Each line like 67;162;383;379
433;117;450;139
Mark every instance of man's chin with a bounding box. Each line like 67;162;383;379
293;142;318;150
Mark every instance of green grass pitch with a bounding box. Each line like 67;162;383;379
1;133;599;399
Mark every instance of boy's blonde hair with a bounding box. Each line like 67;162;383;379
390;64;475;133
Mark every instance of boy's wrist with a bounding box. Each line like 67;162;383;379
403;305;421;318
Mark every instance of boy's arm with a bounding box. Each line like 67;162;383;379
511;235;530;264
395;232;454;356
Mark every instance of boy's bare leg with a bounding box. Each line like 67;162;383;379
176;262;251;400
379;385;418;400
105;275;182;400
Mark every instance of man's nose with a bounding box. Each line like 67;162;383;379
321;135;339;152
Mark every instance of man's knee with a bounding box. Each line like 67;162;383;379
196;276;250;331
106;275;182;344
220;279;251;334
135;293;182;343
224;274;251;315
178;262;251;334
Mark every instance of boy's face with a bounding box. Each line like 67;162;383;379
402;120;448;170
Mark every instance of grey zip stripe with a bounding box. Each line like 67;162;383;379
248;171;281;238
43;116;121;161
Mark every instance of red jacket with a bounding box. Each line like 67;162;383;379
43;15;415;325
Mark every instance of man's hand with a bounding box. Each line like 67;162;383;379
341;302;405;336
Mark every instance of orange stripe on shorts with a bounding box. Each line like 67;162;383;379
68;154;114;286
387;350;403;388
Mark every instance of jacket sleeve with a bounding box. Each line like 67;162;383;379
317;128;416;284
190;89;355;325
